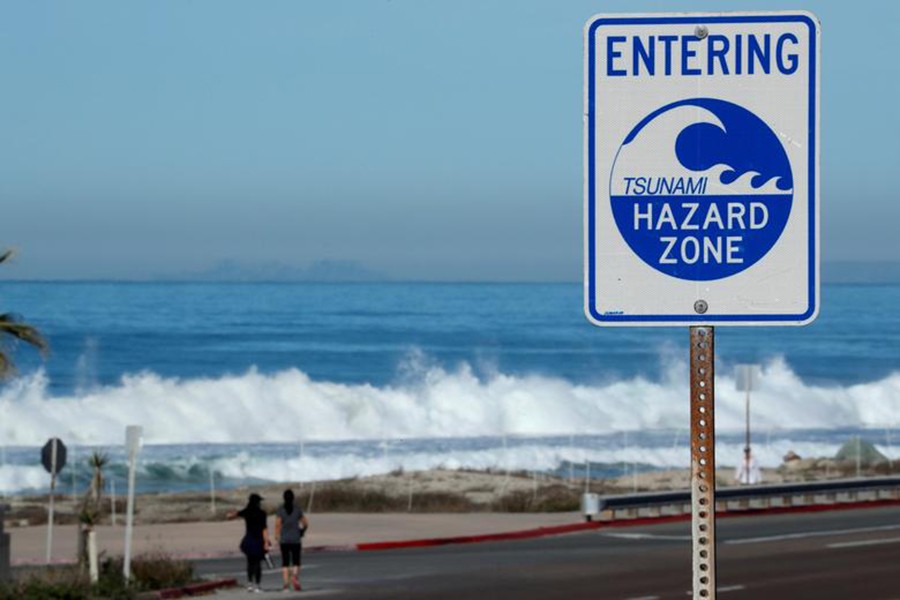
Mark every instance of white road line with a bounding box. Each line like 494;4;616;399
684;585;745;595
624;596;660;600
827;536;900;549
603;532;692;541
726;524;900;545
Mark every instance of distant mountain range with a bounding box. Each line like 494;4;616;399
5;260;900;283
171;259;388;282
170;260;900;284
822;261;900;284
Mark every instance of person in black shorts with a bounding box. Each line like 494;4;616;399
275;488;309;591
227;493;271;593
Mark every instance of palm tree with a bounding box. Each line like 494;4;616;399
79;451;109;572
0;249;48;377
85;451;109;510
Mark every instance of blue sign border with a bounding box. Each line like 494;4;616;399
585;13;819;324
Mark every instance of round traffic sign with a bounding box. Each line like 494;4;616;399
40;438;67;475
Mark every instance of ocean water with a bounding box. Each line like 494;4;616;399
0;282;898;495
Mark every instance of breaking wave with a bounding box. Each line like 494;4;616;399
1;354;899;446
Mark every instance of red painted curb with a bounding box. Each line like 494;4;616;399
352;497;900;552
306;544;358;553
356;521;602;551
153;577;238;599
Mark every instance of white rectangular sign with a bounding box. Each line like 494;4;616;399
584;12;820;326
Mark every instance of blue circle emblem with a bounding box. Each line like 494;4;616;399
610;98;793;281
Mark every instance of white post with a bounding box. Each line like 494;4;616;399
306;480;316;514
110;479;117;526
123;425;143;580
569;435;575;484
503;434;510;483
408;475;414;512
45;440;58;563
887;426;895;471
584;459;590;493
381;438;390;472
210;469;216;515
856;436;862;478
124;453;137;579
87;530;98;583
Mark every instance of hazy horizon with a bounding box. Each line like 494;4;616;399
1;258;899;284
2;1;898;280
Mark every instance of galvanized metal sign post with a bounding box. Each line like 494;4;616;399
584;11;820;599
41;437;67;563
690;327;716;595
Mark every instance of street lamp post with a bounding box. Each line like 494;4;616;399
123;425;143;581
735;365;760;454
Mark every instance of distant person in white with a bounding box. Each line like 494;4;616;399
734;447;761;485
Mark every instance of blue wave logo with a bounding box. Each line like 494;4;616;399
610;98;793;281
673;99;792;191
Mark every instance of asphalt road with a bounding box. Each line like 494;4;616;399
198;505;900;599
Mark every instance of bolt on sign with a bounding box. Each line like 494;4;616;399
584;12;820;326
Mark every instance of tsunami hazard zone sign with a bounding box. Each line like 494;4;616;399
584;12;820;326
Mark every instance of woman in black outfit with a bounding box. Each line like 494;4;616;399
227;493;271;592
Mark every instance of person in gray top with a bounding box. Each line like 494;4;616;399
275;489;309;591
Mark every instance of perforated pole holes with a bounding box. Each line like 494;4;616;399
690;327;716;598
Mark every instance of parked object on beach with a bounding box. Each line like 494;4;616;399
275;489;309;592
782;450;802;463
227;493;270;592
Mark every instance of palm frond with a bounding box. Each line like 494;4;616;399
88;451;109;469
0;249;48;379
0;315;49;354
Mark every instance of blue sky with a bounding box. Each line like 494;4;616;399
1;0;897;280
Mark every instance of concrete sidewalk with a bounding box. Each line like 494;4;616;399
9;512;582;564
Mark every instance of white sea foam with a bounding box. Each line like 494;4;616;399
6;437;891;495
208;440;875;485
0;464;50;494
1;356;899;447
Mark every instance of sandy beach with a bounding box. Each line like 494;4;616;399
4;458;881;565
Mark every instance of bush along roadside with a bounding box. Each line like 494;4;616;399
0;552;196;600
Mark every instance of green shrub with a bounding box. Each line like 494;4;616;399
0;552;193;600
494;485;581;513
494;490;533;512
0;566;91;600
129;552;193;590
410;491;475;512
100;553;193;593
531;485;581;512
304;485;399;512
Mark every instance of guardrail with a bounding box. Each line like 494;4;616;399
594;476;900;521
